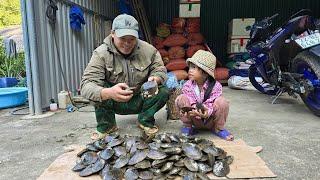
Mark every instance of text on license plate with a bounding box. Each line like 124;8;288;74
295;32;320;49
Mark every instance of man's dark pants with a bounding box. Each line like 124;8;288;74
94;82;169;133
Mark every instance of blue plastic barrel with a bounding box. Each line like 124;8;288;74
0;77;18;88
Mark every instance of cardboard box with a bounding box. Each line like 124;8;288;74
227;37;250;54
38;140;276;180
179;2;200;18
180;0;200;2
228;18;255;37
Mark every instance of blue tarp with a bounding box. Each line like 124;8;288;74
69;6;86;31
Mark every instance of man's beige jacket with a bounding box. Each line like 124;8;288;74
80;35;167;102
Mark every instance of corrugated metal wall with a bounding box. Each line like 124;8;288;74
23;0;320;113
23;0;118;113
201;0;320;64
143;0;179;33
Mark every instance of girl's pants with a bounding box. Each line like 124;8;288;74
175;94;229;131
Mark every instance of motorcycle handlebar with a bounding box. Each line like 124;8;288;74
268;13;279;21
249;13;279;35
255;13;279;29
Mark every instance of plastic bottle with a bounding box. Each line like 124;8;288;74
49;99;58;111
58;91;71;109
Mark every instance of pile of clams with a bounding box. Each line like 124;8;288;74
72;132;233;179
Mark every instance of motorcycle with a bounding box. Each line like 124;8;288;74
246;9;320;116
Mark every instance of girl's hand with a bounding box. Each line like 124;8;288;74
179;110;188;117
188;107;209;119
188;109;201;118
198;106;209;119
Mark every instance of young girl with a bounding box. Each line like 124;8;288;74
175;50;233;141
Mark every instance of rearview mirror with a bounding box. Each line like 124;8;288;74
246;25;252;31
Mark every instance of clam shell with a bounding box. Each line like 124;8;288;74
128;150;148;165
213;160;230;177
182;143;203;160
147;149;167;160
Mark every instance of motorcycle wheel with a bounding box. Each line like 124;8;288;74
292;51;320;116
248;65;279;95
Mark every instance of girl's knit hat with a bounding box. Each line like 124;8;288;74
186;50;216;78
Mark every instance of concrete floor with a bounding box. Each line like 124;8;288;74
0;87;319;180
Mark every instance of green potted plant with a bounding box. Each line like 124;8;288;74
0;60;18;87
0;41;25;88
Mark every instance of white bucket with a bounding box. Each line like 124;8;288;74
58;91;71;109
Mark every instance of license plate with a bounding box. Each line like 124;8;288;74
295;32;320;49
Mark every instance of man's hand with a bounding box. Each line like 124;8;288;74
148;76;161;84
100;83;133;102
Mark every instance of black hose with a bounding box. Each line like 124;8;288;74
46;0;76;108
45;0;95;113
46;0;58;26
10;106;29;115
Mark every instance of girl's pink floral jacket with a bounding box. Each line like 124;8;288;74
181;80;222;119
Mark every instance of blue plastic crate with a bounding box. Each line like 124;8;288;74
0;87;28;109
0;77;18;88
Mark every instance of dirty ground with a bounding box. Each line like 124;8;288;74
0;87;319;179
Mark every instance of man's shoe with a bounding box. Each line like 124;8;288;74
138;123;159;136
90;126;119;140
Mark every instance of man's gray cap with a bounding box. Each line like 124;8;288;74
112;14;139;38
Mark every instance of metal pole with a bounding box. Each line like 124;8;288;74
25;0;42;115
20;0;34;115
